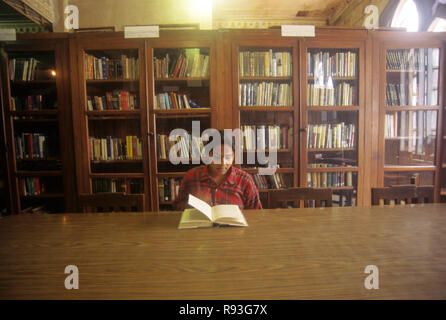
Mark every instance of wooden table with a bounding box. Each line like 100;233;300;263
1;204;445;299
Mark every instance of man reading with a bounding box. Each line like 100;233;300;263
174;133;262;210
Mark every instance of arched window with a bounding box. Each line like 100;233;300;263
391;0;420;31
428;17;446;31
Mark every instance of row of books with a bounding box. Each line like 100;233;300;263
85;53;139;80
9;58;40;81
307;123;356;149
158;178;181;202
86;91;139;111
251;173;288;189
153;92;201;109
239;82;293;106
157;133;204;160
11;95;55;111
385;110;437;154
386;49;436;70
241;125;293;151
239;50;292;77
307;82;356;106
92;178;144;194
89;136;143;161
15;134;49;159
307;171;354;188
386;77;438;107
307;51;357;78
153;49;210;78
19;177;47;196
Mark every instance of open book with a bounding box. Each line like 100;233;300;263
178;194;248;229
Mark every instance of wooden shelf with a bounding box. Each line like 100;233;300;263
11;80;56;84
306;106;360;111
156;172;187;178
386;69;422;73
17;157;60;162
307;76;357;81
441;188;446;196
239;76;292;81
86;79;138;83
306;166;358;172
239;106;294;111
16;170;62;177
383;166;436;172
21;193;64;199
13;118;59;123
153;108;211;115
86;110;140;118
91;159;142;164
154;77;210;82
10;110;58;116
385;106;440;111
157;158;201;163
90;173;144;178
308;148;356;152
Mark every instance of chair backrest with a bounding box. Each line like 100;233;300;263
371;185;434;206
78;193;144;213
269;188;333;208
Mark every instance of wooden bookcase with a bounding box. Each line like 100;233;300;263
372;32;444;203
146;31;217;211
0;35;76;214
70;34;150;210
300;38;366;207
1;29;445;212
230;33;299;208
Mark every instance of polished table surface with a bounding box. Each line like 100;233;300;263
0;204;445;299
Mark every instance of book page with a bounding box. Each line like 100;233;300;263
178;208;213;229
188;194;213;221
211;205;248;226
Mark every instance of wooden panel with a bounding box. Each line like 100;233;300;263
1;204;446;299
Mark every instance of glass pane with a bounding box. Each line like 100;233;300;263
384;171;434;186
307;48;358;106
384;110;437;165
239;48;292;77
386;48;439;106
307;111;358;167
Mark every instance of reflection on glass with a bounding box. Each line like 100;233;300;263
385;110;437;165
384;171;434;186
386;48;439;106
307;49;358;106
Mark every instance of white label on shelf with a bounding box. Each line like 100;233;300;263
281;25;315;37
124;26;159;38
162;86;179;92
0;29;16;41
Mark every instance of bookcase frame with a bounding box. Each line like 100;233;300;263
228;32;299;207
69;33;150;210
0;34;76;214
371;31;445;203
299;38;367;206
145;31;218;211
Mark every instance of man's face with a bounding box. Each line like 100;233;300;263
209;144;234;176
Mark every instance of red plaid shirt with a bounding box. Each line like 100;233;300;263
174;165;262;210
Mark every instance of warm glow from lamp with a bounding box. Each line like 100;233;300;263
189;0;212;29
51;70;56;77
391;0;419;32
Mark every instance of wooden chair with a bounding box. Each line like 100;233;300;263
78;193;145;213
371;185;434;206
269;188;333;208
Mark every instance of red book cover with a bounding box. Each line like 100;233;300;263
121;91;128;110
28;134;33;159
126;180;131;194
173;56;183;78
19;179;25;197
281;126;287;149
34;177;40;195
27;95;32;111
